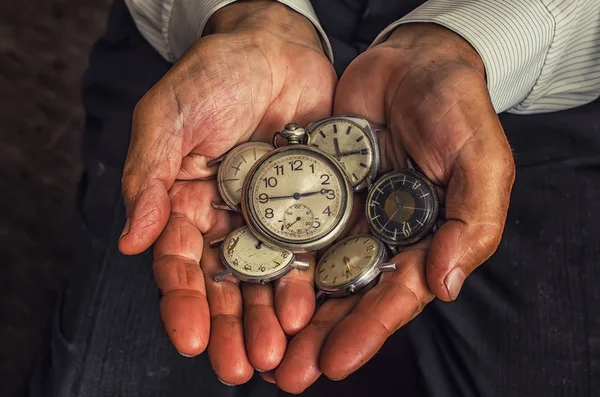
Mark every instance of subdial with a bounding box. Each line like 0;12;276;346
282;204;314;234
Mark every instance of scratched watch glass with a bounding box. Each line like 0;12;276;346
307;119;375;188
220;226;294;278
366;170;439;247
242;145;352;252
316;235;381;289
216;142;273;210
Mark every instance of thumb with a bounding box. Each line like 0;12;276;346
118;96;182;255
425;121;515;301
332;55;388;123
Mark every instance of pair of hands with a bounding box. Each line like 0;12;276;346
118;1;515;393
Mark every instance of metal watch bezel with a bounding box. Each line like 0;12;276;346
241;144;354;253
315;234;388;298
305;115;381;192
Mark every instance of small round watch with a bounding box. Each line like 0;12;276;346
241;124;354;253
305;116;383;192
211;226;310;283
365;160;440;254
207;141;274;211
315;234;396;298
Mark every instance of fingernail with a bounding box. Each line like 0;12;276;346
254;368;266;373
445;268;466;300
217;377;236;387
120;217;131;239
178;351;194;358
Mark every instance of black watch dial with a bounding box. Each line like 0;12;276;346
366;170;439;246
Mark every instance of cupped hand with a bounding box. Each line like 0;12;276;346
118;1;337;385
273;23;516;393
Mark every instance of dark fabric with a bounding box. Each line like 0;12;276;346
311;0;427;74
30;1;600;396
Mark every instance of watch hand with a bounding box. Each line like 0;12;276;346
343;256;351;273
286;216;302;229
268;194;296;200
394;195;402;208
399;206;428;211
268;189;333;201
334;138;341;159
382;208;400;229
300;189;333;197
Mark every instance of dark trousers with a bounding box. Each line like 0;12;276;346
30;1;600;396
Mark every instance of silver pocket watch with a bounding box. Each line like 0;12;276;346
208;141;274;211
305;116;382;192
240;124;354;253
366;161;440;255
315;234;396;298
211;226;310;284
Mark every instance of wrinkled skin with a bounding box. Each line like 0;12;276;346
272;23;515;393
119;1;515;391
119;2;336;385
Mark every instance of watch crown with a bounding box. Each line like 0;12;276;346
280;123;307;145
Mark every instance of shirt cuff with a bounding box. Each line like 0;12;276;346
369;0;555;114
168;0;334;63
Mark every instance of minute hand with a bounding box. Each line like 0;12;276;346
300;189;333;197
267;189;333;201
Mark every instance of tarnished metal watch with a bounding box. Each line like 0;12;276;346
208;141;273;211
366;160;440;255
305;116;383;192
240;123;354;253
315;234;396;298
211;226;310;283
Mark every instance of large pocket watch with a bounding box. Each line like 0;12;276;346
211;226;310;283
208;141;274;211
304;116;382;192
315;234;396;298
240;123;354;253
366;161;440;254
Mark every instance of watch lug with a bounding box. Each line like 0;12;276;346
291;260;311;271
213;270;232;282
208;236;226;248
378;262;397;272
315;290;325;300
345;285;356;295
211;202;236;212
406;157;416;170
206;153;226;167
387;245;399;256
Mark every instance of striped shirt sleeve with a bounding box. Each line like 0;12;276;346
371;0;600;114
123;0;333;63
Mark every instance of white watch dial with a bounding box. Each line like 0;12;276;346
217;142;273;209
316;235;380;288
221;226;294;278
308;119;375;187
246;148;349;244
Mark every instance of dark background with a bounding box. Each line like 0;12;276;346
0;0;112;395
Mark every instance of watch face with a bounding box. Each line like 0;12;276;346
217;142;273;209
307;118;375;188
315;235;383;290
366;170;439;246
243;146;352;251
221;226;294;279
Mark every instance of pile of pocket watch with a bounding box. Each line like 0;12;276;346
208;116;440;299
